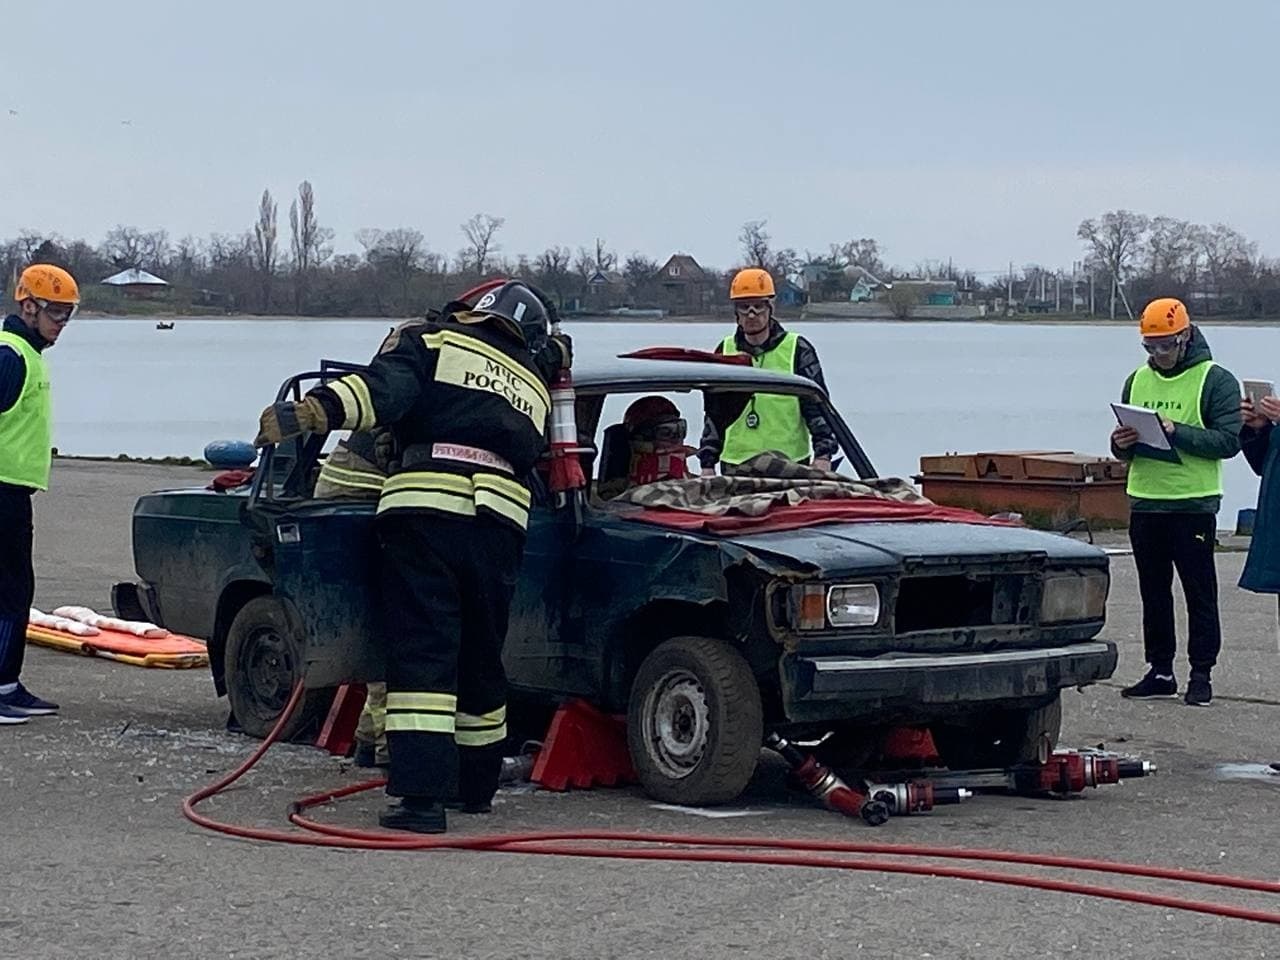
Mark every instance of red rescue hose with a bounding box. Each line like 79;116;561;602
183;683;1280;926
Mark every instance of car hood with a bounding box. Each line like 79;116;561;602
723;521;1106;577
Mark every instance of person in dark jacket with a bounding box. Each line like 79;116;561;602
699;267;836;475
0;264;81;725
1238;392;1280;599
254;281;571;833
1110;298;1241;706
1239;393;1280;771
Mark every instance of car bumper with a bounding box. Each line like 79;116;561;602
780;640;1118;723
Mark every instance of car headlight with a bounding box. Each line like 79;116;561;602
1040;570;1109;623
791;583;881;630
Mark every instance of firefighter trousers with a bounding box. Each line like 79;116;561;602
376;511;523;805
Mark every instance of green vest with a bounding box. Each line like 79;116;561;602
719;331;810;465
1126;359;1221;501
0;330;52;490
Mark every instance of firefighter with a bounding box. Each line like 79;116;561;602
254;281;571;833
311;325;408;767
698;267;837;475
0;265;80;725
312;428;392;767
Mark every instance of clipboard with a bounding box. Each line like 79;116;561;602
1243;378;1274;408
1112;402;1182;464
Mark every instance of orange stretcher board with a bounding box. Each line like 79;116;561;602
26;623;209;669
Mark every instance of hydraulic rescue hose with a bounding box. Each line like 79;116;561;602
183;683;1280;926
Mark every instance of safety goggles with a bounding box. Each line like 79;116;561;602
35;298;77;324
1142;334;1183;356
631;418;687;443
734;300;771;317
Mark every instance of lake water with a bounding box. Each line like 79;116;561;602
45;317;1280;523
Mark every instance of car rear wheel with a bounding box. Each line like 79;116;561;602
931;695;1063;770
225;596;329;741
626;636;763;805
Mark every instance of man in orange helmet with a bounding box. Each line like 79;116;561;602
698;267;836;475
0;264;81;725
1110;297;1241;706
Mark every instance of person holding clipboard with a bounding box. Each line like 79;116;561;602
1109;298;1242;706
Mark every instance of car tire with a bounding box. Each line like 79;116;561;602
932;695;1062;770
626;636;763;806
224;596;328;741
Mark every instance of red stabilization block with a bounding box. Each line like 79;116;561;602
530;698;637;791
881;726;940;764
315;682;367;756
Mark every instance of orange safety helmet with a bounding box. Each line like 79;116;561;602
1139;297;1189;337
729;267;776;301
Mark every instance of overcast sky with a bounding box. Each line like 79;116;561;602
3;0;1276;275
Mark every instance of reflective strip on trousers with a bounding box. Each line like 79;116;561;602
455;705;507;747
385;690;457;735
378;471;530;529
316;462;385;493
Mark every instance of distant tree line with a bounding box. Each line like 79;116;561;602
3;185;1279;319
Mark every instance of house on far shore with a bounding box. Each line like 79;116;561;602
100;268;170;299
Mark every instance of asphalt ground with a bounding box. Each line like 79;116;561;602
3;460;1279;959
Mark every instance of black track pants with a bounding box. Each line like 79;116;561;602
1128;511;1222;673
0;487;35;685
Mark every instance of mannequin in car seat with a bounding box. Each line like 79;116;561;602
598;396;696;501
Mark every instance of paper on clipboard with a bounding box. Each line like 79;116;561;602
1111;402;1173;450
1243;378;1274;407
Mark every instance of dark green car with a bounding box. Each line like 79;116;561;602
120;354;1116;805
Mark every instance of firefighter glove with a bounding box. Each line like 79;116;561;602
549;332;573;371
254;395;329;447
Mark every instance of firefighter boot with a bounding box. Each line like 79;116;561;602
379;796;446;834
451;743;503;814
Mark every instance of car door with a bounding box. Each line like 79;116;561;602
501;472;597;698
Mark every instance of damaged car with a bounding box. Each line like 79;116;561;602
119;351;1116;806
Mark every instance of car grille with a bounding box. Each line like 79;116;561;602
893;571;1035;633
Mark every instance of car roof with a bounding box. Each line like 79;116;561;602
570;357;825;396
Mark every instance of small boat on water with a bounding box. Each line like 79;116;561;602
156;321;175;330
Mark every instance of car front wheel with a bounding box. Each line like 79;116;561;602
626;636;763;806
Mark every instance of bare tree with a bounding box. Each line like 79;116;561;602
771;247;800;280
369;228;425;313
101;225;146;270
459;213;505;275
885;283;920;320
841;238;885;278
251;189;279;312
355;228;384;260
535;245;573;306
623;254;659;302
1146;216;1199;285
1077;210;1150;318
739;220;772;268
592;238;617;274
289;181;334;314
171;235;205;282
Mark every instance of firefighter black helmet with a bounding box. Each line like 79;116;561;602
471;280;550;346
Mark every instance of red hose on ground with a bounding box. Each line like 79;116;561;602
183;683;1280;926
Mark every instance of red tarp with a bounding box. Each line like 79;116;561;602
618;347;752;366
624;497;1018;535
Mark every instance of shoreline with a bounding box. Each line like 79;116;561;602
76;311;1280;328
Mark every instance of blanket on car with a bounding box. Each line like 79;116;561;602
614;453;1010;534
